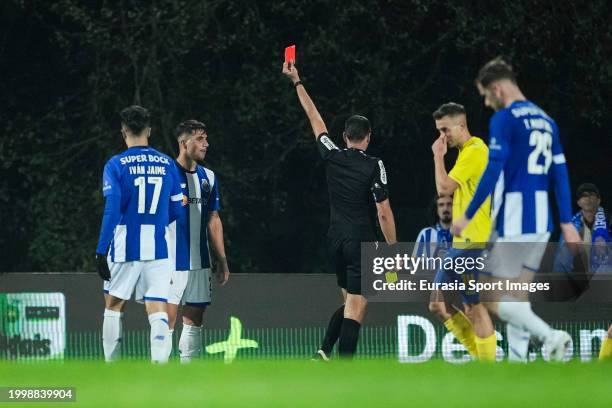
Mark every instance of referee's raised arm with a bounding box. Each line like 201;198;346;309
282;62;327;139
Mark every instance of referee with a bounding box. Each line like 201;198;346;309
282;62;397;359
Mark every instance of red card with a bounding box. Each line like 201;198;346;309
284;45;296;64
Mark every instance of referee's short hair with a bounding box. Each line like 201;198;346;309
432;102;466;120
120;105;150;134
175;119;207;140
344;115;371;142
476;57;516;87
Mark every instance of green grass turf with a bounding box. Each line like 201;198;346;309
1;359;611;407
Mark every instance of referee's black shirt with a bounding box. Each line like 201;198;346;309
317;132;389;241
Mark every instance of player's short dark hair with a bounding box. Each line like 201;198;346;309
476;57;516;87
344;115;371;142
120;105;151;134
432;102;466;120
175;119;207;139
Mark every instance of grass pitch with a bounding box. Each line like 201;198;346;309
2;359;611;407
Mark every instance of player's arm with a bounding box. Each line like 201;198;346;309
206;177;229;285
549;126;580;244
377;199;397;245
95;161;121;280
169;165;185;223
371;160;397;244
452;114;509;236
432;135;459;195
169;199;184;223
282;62;328;139
207;212;229;285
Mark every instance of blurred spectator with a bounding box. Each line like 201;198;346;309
413;194;452;258
554;183;611;273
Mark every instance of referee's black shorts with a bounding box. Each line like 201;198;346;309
328;235;362;295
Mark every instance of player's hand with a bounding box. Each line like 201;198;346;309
215;258;230;286
561;223;582;256
282;62;300;84
451;216;469;237
95;253;111;281
431;134;447;157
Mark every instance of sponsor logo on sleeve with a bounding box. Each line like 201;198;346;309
378;160;387;184
320;135;338;151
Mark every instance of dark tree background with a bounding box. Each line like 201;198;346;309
0;0;610;273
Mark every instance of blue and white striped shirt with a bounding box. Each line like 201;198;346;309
466;100;572;237
168;161;220;271
413;223;452;258
96;146;183;262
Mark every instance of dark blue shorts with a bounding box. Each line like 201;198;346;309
433;247;483;305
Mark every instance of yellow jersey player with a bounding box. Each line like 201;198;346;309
430;102;496;362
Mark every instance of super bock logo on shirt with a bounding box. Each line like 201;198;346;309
201;179;211;205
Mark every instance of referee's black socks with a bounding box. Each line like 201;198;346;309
338;318;361;359
321;305;345;355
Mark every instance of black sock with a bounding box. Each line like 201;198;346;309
338;318;361;359
320;305;345;355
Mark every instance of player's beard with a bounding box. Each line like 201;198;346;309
190;149;206;163
441;213;451;224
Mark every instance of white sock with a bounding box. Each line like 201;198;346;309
179;324;202;363
149;312;170;363
506;322;530;362
102;309;123;362
497;300;553;343
166;329;174;359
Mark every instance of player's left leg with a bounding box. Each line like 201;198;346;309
337;239;366;359
166;303;179;358
598;324;612;360
179;304;207;363
430;265;479;358
103;261;140;362
459;249;496;362
488;235;570;361
144;300;170;363
103;295;127;362
494;293;569;361
463;302;496;362
315;241;348;360
178;268;212;363
140;259;172;363
315;290;346;361
167;269;189;329
165;269;189;359
505;320;531;362
340;293;367;359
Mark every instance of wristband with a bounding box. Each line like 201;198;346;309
293;81;303;88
